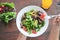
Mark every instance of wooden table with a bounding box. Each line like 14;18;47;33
0;0;60;40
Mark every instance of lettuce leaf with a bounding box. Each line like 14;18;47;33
0;12;16;23
0;2;15;8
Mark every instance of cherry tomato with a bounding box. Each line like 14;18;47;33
32;30;37;34
0;5;5;12
0;7;3;12
40;13;45;20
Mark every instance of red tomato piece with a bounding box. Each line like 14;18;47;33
32;30;37;34
0;8;2;11
40;13;45;20
0;7;3;12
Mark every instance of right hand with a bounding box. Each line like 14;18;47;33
53;16;60;29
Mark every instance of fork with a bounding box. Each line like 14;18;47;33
48;14;60;19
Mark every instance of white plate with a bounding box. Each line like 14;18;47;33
16;5;49;37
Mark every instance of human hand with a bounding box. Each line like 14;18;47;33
48;16;60;40
53;16;60;28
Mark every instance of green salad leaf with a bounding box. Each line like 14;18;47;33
0;12;16;23
21;9;45;34
0;2;14;8
0;2;16;23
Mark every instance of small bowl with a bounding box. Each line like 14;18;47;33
16;5;49;37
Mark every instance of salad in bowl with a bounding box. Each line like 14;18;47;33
0;2;16;23
21;9;45;34
16;5;49;37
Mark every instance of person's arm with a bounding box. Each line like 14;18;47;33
48;26;59;40
48;16;60;40
17;33;27;40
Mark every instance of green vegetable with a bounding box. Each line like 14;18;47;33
30;9;34;12
0;2;16;23
34;20;38;27
41;21;45;27
0;12;16;23
21;9;45;34
1;2;14;8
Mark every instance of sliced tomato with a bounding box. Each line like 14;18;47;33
32;30;37;34
22;26;27;31
40;13;45;20
0;7;3;12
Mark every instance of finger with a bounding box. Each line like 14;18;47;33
58;16;60;23
56;16;60;23
58;16;60;21
53;16;60;25
53;16;57;23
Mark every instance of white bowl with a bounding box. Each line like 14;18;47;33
16;5;49;37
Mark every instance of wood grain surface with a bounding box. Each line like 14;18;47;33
0;0;60;40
